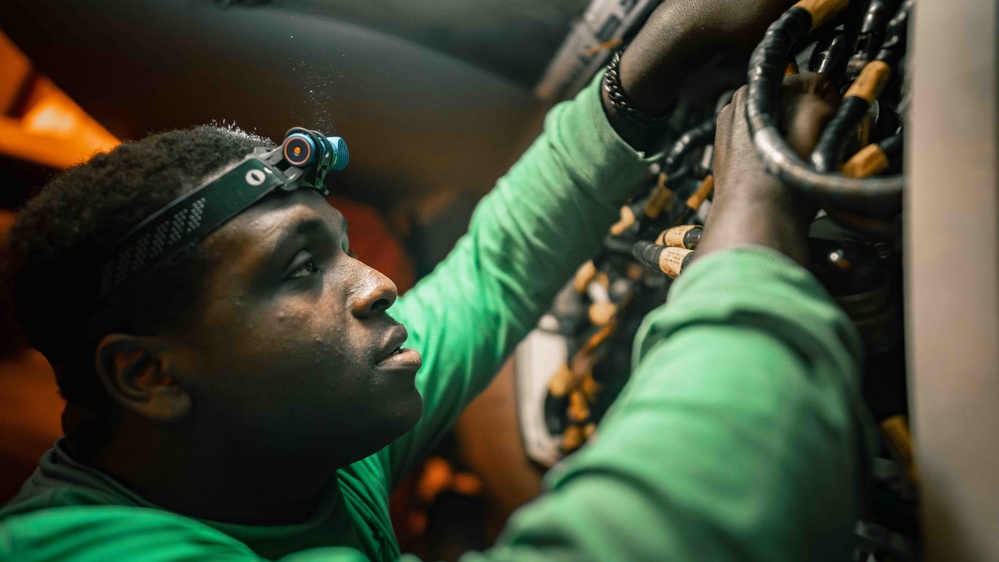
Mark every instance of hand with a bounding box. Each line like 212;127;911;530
697;73;839;265
604;0;795;149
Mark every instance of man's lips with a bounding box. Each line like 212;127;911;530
377;325;423;370
376;347;422;370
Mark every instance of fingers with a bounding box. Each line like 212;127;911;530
718;73;837;178
781;72;839;106
779;73;839;158
715;86;751;161
715;96;734;148
781;95;837;158
699;77;813;264
713;91;737;187
728;86;751;138
713;85;778;202
718;74;833;162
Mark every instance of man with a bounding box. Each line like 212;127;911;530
0;1;872;560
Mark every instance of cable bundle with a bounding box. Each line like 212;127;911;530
746;0;914;213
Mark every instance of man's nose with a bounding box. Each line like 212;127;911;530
350;262;398;319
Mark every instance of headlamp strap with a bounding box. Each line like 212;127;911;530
97;157;286;300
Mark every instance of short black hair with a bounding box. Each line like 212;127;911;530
2;125;274;456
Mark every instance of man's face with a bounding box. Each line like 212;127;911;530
165;189;423;466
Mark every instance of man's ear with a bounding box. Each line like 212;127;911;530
95;334;192;422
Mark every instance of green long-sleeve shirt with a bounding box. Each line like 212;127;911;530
0;74;872;561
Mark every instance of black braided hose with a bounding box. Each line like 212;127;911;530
745;0;906;211
809;0;913;174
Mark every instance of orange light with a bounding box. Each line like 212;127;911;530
0;30;119;169
294;146;301;155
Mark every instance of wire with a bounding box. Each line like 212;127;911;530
631;241;695;278
841;132;903;178
847;0;901;78
810;61;891;172
810;29;852;79
662;119;715;174
809;0;912;174
655;225;702;250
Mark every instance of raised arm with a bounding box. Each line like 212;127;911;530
383;74;659;479
380;0;800;484
458;76;877;562
465;248;872;562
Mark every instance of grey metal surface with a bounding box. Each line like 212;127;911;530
906;1;999;559
535;0;660;101
0;0;547;207
274;0;590;87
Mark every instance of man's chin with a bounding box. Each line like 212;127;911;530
393;391;425;436
278;392;426;467
348;393;425;461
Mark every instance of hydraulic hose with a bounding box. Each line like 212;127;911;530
809;0;913;174
655;224;703;250
841;132;903;178
810;61;891;172
810;28;853;80
631;241;695;278
847;0;901;78
746;0;907;211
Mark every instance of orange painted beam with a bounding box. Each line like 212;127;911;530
0;29;119;169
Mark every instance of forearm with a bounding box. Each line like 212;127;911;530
384;75;662;479
697;188;812;265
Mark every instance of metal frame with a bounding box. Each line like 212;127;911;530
907;1;999;559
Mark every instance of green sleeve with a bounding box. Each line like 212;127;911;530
459;247;876;562
380;75;660;481
0;506;258;562
0;506;372;562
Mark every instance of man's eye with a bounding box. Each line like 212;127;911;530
288;259;319;279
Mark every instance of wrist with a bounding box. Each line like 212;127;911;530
599;51;675;153
616;15;712;114
698;192;812;266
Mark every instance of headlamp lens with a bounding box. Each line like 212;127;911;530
283;133;316;167
282;131;349;173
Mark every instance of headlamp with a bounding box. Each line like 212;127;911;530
96;128;348;302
